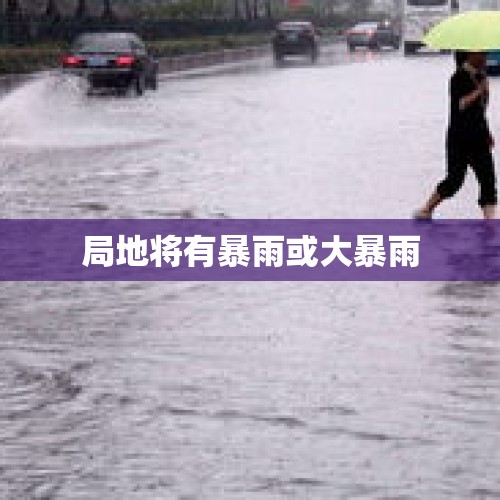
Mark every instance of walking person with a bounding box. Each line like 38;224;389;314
415;51;497;219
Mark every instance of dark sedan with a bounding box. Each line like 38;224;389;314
272;21;320;64
61;32;159;95
346;21;400;51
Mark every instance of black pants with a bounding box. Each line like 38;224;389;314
437;139;497;207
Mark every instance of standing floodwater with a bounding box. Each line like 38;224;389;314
1;48;500;499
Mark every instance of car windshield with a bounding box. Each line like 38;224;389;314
407;0;447;6
278;23;311;31
73;35;134;53
353;23;378;30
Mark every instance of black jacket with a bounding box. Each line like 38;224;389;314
447;67;491;146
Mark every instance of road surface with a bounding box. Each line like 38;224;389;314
1;44;500;499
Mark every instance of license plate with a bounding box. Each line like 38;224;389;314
87;57;108;67
286;33;299;41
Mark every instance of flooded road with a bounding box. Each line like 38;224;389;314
1;44;500;499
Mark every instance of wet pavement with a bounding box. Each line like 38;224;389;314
1;43;500;499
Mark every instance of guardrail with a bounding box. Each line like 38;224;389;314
158;45;269;73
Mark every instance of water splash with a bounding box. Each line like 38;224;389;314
0;72;162;150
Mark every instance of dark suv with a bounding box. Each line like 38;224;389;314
61;32;159;95
272;21;320;63
346;21;400;51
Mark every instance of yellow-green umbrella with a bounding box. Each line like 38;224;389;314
423;10;500;50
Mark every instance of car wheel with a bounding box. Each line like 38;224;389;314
348;44;355;52
273;51;284;65
115;85;128;97
134;75;145;96
404;42;415;56
147;73;158;91
151;74;158;91
311;47;318;63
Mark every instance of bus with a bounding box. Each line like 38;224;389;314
403;0;459;55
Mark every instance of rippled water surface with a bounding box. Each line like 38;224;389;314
1;46;500;499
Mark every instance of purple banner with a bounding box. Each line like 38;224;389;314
0;219;499;281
